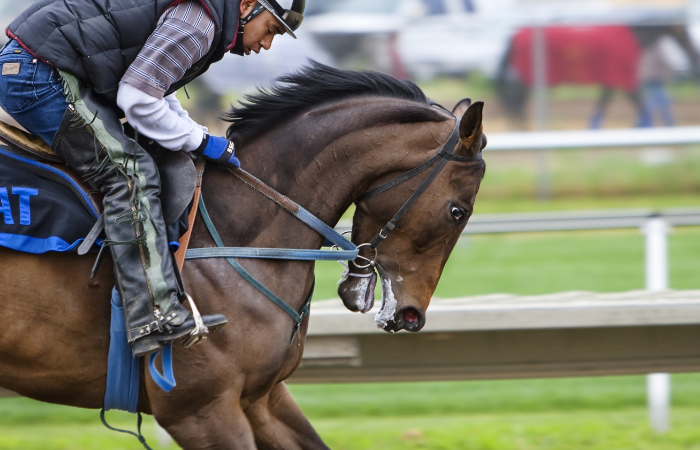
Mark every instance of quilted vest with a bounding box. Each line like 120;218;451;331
7;0;241;104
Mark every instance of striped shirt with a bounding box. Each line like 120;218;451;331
122;1;216;99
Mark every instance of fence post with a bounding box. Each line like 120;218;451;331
532;25;550;200
642;216;671;433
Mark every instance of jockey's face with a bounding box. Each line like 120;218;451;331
239;1;285;56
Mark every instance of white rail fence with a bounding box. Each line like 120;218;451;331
484;125;700;433
334;208;697;434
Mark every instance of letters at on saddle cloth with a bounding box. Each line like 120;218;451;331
0;148;98;253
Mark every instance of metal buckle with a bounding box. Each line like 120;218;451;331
351;243;378;269
182;294;210;348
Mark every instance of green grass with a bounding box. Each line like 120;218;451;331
479;148;700;200
4;374;700;449
288;374;700;449
0;398;178;450
309;409;700;450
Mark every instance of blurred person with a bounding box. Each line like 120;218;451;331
0;0;305;357
636;25;700;127
638;37;676;126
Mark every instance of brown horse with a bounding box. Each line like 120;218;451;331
0;63;486;449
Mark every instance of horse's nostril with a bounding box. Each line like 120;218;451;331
404;308;419;324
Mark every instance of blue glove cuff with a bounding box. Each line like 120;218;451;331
203;135;241;167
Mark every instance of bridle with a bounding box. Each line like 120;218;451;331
183;114;484;340
350;116;483;267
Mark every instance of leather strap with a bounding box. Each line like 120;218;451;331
148;343;176;393
229;167;300;214
175;158;206;271
196;192;312;343
360;119;483;249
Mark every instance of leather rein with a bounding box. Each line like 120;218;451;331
177;115;482;340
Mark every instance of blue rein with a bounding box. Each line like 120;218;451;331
184;166;358;343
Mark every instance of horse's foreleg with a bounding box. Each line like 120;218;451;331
154;392;257;450
245;382;329;450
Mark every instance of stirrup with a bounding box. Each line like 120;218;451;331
182;294;209;348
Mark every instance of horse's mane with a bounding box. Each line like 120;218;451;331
224;61;444;142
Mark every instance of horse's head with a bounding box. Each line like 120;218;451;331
338;99;486;332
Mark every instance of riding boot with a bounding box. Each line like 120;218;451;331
52;71;227;357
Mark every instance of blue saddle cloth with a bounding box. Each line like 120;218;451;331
0;145;99;253
0;146;178;411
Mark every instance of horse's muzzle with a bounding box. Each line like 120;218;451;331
382;306;425;333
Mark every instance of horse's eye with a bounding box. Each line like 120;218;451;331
450;206;466;223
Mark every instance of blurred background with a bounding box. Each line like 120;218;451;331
3;0;700;449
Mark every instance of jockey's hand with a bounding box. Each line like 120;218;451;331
194;134;241;167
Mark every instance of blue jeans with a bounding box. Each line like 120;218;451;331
0;40;68;145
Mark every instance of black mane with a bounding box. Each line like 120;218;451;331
224;62;435;142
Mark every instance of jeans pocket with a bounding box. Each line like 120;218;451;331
33;59;62;98
0;56;39;113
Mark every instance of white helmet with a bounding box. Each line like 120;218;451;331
254;0;305;39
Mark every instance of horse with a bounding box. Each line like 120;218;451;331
496;24;700;128
0;63;487;449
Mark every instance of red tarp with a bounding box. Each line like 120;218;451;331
511;25;641;91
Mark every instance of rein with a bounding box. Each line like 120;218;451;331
181;115;482;339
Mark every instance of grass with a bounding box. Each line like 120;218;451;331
4;374;700;449
309;409;700;450
479;147;700;201
288;374;700;449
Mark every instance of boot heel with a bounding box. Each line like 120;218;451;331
131;337;163;358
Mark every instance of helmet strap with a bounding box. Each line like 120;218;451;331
231;3;266;55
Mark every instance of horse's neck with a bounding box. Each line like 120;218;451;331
195;100;452;253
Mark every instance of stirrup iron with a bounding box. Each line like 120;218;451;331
182;294;209;348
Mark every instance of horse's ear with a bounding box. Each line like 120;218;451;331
452;98;472;118
457;101;485;157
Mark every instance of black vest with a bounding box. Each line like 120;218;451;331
7;0;241;104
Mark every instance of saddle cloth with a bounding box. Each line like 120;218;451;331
0;120;196;254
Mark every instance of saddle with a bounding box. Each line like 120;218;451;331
0;120;197;253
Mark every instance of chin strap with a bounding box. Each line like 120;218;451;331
231;3;267;55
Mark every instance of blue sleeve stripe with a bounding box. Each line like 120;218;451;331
0;233;83;253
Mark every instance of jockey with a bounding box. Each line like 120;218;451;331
0;0;305;357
